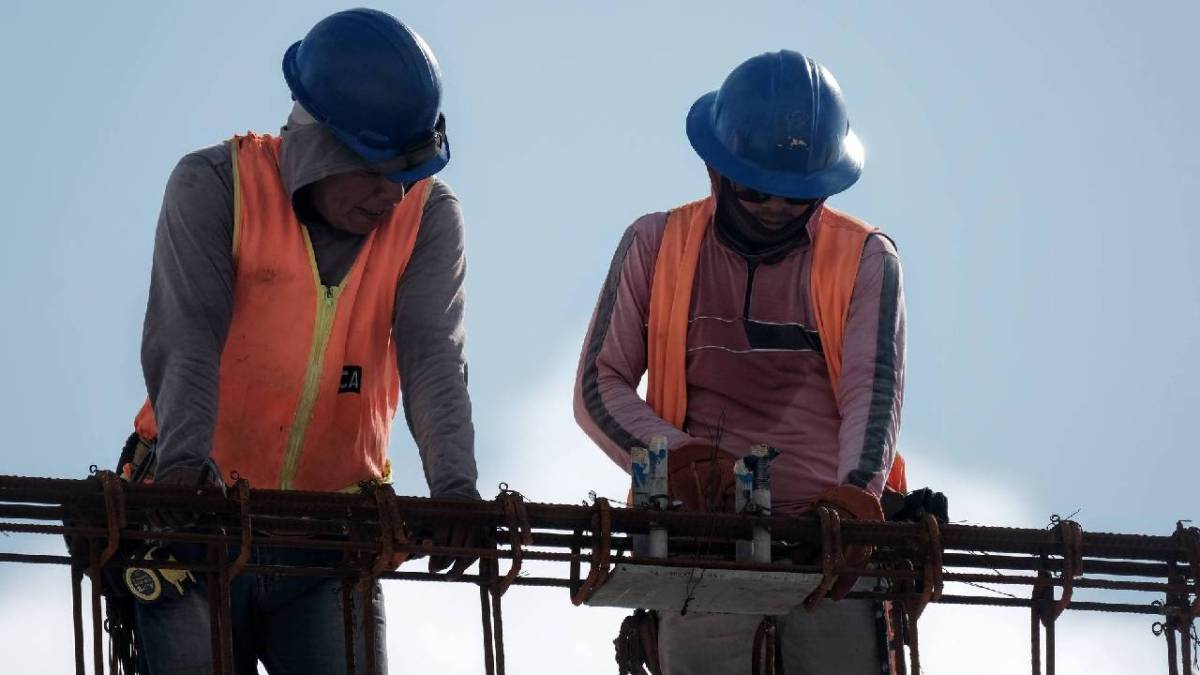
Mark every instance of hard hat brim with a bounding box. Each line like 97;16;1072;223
685;91;863;200
282;41;451;183
375;143;449;184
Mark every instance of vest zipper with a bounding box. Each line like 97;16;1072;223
279;283;341;490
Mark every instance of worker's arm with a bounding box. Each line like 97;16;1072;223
141;145;236;483
573;214;702;472
834;234;906;497
393;179;479;501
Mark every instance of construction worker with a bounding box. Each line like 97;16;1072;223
574;50;905;673
128;9;480;673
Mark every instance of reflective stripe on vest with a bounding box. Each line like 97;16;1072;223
645;196;907;493
134;133;427;492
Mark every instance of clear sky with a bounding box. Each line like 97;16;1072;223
1;1;1197;672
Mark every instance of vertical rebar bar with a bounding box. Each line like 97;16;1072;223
71;565;85;675
217;569;234;674
217;563;234;673
568;529;582;598
479;563;496;675
205;544;232;675
89;547;104;675
1181;621;1193;675
1031;561;1054;675
907;608;920;674
890;600;908;675
1168;624;1180;675
1031;601;1041;675
1045;615;1055;675
492;585;506;675
1167;563;1187;675
206;580;224;674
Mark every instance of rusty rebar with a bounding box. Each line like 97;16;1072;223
6;473;1196;561
1031;562;1054;675
10;545;1189;616
228;479;252;578
207;543;230;675
496;488;533;596
1046;611;1056;675
492;584;506;675
1176;524;1200;619
804;506;841;611
4;472;1200;674
1168;624;1180;675
88;543;103;675
96;471;125;571
907;605;921;675
1031;596;1041;675
1182;620;1193;675
479;560;496;675
71;565;84;675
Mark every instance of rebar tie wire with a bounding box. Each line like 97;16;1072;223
911;513;944;621
571;497;613;606
495;484;534;596
1048;519;1084;623
228;478;252;578
95;471;126;571
804;505;842;611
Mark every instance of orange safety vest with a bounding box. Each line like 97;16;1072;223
134;133;428;492
646;196;907;493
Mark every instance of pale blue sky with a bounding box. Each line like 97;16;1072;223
1;2;1197;671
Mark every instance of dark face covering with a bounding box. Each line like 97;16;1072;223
713;178;822;262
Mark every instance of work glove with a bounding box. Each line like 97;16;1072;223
885;487;949;524
146;460;225;532
411;494;490;579
427;521;491;577
667;443;739;513
814;484;884;600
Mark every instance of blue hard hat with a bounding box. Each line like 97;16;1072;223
283;8;449;182
686;51;863;199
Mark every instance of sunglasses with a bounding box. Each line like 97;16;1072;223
730;181;815;206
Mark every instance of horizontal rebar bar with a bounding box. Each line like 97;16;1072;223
2;472;1196;622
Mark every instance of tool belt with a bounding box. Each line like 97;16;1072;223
60;432;161;674
62;432;213;674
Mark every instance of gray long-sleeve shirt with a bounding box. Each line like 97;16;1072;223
141;117;478;499
573;206;905;514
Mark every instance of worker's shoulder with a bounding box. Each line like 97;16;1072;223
175;141;232;173
422;176;457;213
624;210;670;252
862;231;898;259
823;206;898;258
167;141;235;194
417;176;462;232
408;177;464;254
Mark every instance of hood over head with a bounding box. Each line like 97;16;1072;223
279;102;380;207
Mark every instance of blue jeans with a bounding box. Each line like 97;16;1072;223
134;545;387;674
